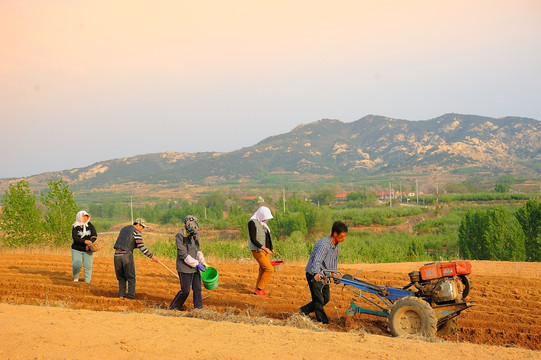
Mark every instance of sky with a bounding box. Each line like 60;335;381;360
1;0;540;178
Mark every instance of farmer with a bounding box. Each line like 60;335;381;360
299;221;348;324
169;215;208;310
113;218;159;299
248;206;275;296
71;210;98;283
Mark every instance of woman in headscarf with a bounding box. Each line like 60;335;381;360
248;206;275;296
169;215;209;310
71;210;98;283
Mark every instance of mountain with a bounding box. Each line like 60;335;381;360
3;113;540;189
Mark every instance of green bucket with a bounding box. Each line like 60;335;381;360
201;267;219;290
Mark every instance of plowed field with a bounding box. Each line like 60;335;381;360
1;253;540;351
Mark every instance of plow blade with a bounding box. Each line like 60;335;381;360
432;302;472;324
345;301;389;318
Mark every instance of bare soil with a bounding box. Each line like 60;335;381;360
1;253;540;359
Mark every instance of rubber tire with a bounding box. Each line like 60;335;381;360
460;275;470;299
437;317;459;336
388;296;437;338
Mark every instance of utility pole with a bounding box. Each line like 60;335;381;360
416;180;419;205
436;181;439;205
399;181;402;203
283;187;286;212
130;196;134;223
389;181;392;207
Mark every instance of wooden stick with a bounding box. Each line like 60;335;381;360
158;260;179;279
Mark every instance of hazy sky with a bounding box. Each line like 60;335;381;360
1;0;540;178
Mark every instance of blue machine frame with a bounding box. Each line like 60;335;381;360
327;272;415;318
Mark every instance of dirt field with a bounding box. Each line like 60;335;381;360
1;253;540;359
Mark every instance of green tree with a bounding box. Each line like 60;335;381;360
88;200;129;220
0;180;43;246
458;208;490;259
515;200;541;261
312;188;336;206
198;191;226;219
41;179;79;245
347;191;376;207
494;183;510;193
285;197;317;231
273;211;307;239
228;204;251;240
485;207;526;261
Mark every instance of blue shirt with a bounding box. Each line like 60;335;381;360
305;236;340;275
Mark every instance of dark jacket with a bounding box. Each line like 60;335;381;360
175;230;204;274
114;225;138;252
71;222;97;252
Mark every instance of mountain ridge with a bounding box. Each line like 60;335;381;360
2;113;540;190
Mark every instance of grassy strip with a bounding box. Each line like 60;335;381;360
332;206;427;226
151;230;457;264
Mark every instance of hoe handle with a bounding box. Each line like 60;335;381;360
158;260;179;279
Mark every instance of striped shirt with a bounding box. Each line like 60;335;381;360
305;236;339;276
114;230;154;259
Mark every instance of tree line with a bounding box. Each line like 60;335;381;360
2;179;540;264
458;200;541;262
0;179;77;247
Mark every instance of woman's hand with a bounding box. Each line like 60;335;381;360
261;247;272;254
84;240;92;245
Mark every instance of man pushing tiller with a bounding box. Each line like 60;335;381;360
300;221;348;324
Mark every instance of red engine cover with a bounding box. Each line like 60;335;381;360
419;260;472;280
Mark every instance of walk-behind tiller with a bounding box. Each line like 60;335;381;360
325;260;473;338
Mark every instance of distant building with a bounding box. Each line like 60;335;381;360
376;191;398;202
240;195;265;203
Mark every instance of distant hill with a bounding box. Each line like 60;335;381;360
2;113;540;190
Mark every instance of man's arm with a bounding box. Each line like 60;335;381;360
135;231;157;261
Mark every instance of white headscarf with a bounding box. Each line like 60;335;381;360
250;206;273;232
73;210;90;234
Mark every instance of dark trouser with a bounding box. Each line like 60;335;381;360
300;272;331;324
114;253;136;299
169;271;203;310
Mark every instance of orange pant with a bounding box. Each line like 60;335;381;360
252;250;274;290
